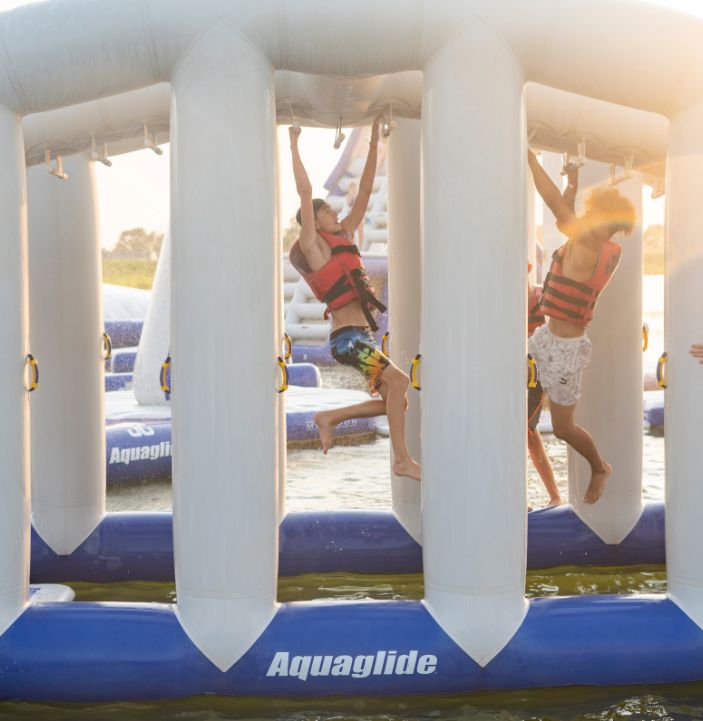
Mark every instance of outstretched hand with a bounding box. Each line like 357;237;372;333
289;125;301;144
370;115;383;145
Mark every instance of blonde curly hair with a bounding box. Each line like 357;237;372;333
583;187;636;235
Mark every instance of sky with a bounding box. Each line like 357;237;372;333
95;131;664;250
95;128;346;249
0;0;681;247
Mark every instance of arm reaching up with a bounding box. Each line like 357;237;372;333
341;116;381;235
562;163;579;213
528;149;577;229
290;126;316;254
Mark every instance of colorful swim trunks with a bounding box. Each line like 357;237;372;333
329;326;390;391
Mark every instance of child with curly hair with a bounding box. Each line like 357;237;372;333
527;150;636;504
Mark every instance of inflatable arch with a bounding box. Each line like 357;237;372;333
2;0;703;701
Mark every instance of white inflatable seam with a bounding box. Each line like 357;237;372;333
470;10;524;76
215;12;275;69
425;18;481;71
169;17;222;80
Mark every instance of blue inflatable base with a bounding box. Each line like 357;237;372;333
30;503;665;584
105;372;133;392
105;411;376;485
1;594;702;701
108;347;137;373
105;361;321;389
645;399;665;428
292;343;334;366
104;320;143;349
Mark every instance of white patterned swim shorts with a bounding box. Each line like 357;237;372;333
527;324;592;406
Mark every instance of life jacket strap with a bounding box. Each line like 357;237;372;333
322;275;354;305
331;244;361;257
350;269;387;327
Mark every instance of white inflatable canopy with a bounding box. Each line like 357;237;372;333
2;0;702;120
11;0;688;178
2;0;703;676
22;79;669;184
15;0;676;174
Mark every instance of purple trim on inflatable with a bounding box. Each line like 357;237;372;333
105;411;374;485
105;372;133;392
1;594;701;701
108;348;137;373
30;504;665;584
104;320;143;349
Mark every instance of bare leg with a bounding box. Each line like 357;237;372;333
549;401;611;504
314;399;385;454
527;428;561;507
379;365;421;481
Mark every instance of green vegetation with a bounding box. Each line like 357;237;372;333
102;258;157;289
102;227;163;288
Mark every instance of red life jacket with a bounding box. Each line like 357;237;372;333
289;230;386;331
540;240;622;327
528;285;545;336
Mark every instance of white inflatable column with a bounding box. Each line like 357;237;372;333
665;98;703;626
0;105;30;636
387;117;422;542
171;25;277;671
28;154;106;554
421;28;528;666
568;162;643;541
275;140;286;524
133;231;171;406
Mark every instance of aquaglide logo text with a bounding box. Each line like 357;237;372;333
266;650;438;682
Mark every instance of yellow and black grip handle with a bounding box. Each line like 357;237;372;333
642;323;649;353
102;331;112;361
160;355;171;394
283;333;292;362
277;356;289;393
656;352;668;389
410;353;422;391
527;354;538;389
381;332;390;357
26;353;39;392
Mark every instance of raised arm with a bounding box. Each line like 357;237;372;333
562;163;579;213
290;126;317;253
528;149;577;228
340;116;381;235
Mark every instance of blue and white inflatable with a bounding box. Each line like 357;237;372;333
104;383;377;484
4;0;703;704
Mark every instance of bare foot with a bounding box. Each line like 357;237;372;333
584;462;612;504
546;497;562;508
393;458;421;481
314;411;335;455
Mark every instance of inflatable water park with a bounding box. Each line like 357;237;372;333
99;126;391;483
1;0;702;703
